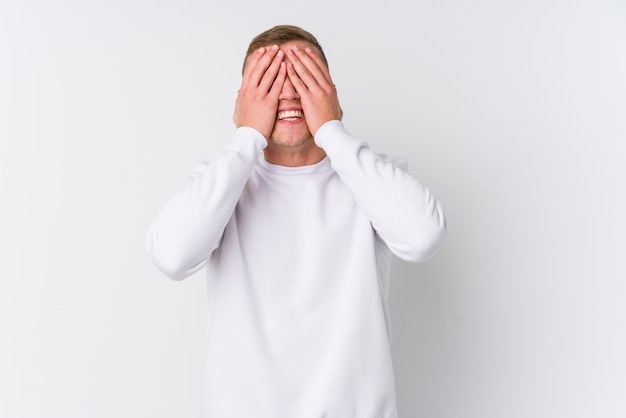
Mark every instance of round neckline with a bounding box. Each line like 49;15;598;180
258;155;331;175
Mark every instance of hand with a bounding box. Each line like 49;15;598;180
286;45;343;137
233;45;286;139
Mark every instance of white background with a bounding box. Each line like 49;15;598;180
1;0;625;417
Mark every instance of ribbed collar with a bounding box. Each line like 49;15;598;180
257;154;331;175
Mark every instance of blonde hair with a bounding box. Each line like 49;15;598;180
243;25;328;73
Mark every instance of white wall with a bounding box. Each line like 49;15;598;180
1;0;624;417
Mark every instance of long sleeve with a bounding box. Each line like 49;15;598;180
147;127;267;280
314;120;446;262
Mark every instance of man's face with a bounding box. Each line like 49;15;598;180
245;40;324;148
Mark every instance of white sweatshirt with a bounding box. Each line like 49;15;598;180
147;121;446;418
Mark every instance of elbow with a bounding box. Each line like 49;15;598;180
150;253;193;281
393;225;446;263
392;210;447;263
148;245;192;281
147;228;203;282
406;224;446;262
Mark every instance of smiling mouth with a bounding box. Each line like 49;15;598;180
276;109;304;121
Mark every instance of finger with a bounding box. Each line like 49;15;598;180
304;47;333;85
241;47;266;88
269;62;287;97
286;49;316;91
286;62;308;95
287;46;327;90
259;49;284;93
244;45;280;88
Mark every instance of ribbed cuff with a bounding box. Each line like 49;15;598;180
313;120;358;159
225;127;268;163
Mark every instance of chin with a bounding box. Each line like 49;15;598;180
268;134;313;148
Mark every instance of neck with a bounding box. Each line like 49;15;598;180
263;142;327;167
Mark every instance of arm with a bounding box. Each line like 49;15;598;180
286;47;445;261
315;121;446;262
148;45;285;280
147;129;266;280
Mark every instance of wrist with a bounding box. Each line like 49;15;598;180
313;120;352;158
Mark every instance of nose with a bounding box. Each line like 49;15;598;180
279;76;299;101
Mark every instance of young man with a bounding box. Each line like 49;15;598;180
148;25;446;418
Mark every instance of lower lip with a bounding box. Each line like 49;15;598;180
277;117;304;125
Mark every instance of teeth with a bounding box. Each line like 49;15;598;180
277;110;303;120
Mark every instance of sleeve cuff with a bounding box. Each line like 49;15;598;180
224;127;268;163
314;120;360;158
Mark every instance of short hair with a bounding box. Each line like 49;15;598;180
243;25;328;73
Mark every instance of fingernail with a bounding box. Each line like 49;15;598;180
271;44;279;50
305;47;311;53
258;47;265;54
293;45;299;51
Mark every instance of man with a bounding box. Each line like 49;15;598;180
148;25;446;418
